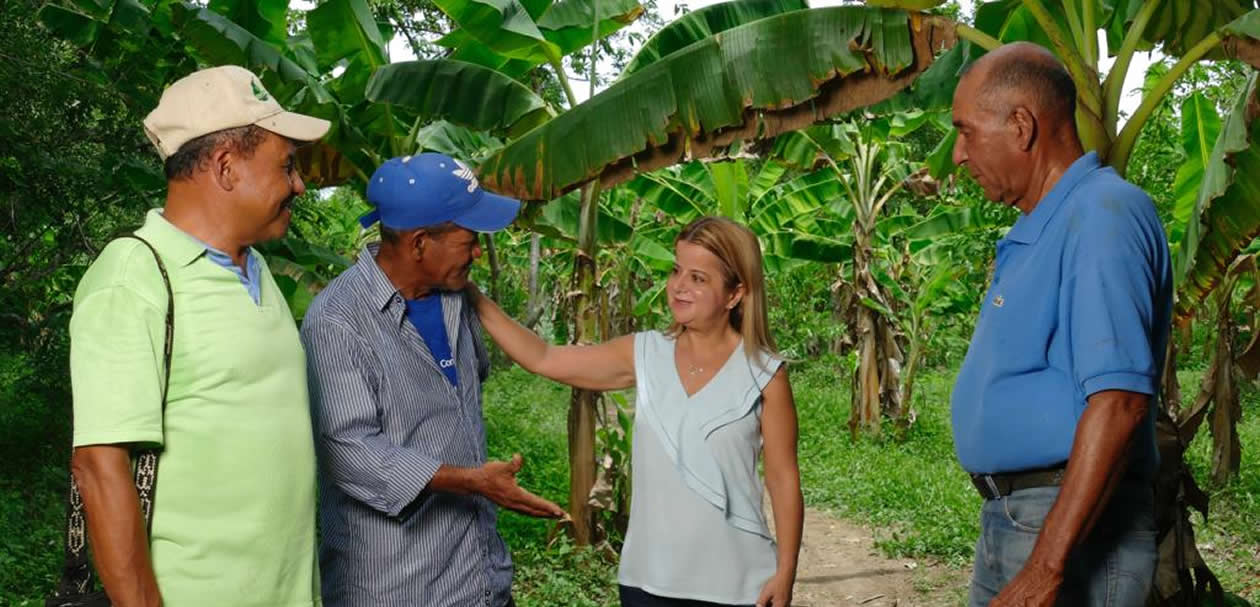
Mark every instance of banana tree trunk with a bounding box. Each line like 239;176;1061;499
850;230;892;438
852;303;882;440
848;220;904;440
897;323;927;439
1207;289;1242;485
567;182;602;546
525;233;543;329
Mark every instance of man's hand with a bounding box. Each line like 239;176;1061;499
756;570;794;607
71;445;162;607
477;454;565;518
989;559;1063;607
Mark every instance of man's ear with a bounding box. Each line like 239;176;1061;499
210;146;238;191
1010;105;1038;152
410;230;427;260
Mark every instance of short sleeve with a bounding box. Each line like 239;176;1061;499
749;349;784;392
70;283;166;448
1067;208;1163;398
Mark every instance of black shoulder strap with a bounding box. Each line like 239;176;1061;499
49;233;174;602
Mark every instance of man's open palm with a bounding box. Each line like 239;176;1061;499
481;454;566;518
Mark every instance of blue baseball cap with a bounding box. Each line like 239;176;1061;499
360;153;521;232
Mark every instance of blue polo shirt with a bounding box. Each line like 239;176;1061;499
951;152;1172;480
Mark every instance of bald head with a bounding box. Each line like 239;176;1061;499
950;43;1087;213
962;42;1077;127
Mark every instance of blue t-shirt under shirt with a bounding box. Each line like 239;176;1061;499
405;295;459;387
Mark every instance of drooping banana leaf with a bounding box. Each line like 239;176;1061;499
366;60;554;135
1176;72;1260;317
172;2;334;105
619;0;809;77
478;6;957;201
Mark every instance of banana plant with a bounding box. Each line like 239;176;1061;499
770;116;942;439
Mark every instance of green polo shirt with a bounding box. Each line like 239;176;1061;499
69;209;321;606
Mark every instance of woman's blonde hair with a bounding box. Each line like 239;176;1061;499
666;216;779;360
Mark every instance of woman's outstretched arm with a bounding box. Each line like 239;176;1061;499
758;367;803;607
467;284;635;391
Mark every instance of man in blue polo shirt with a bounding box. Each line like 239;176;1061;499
950;43;1171;607
301;153;565;607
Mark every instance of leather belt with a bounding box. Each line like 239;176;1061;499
970;464;1067;500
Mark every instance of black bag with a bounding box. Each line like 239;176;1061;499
46;235;174;607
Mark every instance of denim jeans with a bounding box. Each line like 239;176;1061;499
968;478;1157;607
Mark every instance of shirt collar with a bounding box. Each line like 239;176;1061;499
356;243;467;332
135;209;210;267
1005;152;1102;245
358;243;404;313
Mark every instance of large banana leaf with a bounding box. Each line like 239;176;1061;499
620;0;808;76
413;120;506;162
532;191;635;244
172;2;334;105
535;0;644;54
480;6;957;201
434;0;641;66
207;0;287;46
1170;93;1223;253
307;0;387;71
434;0;554;62
366;60;553;135
436;31;541;77
1177;72;1260;316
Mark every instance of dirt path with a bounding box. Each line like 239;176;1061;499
776;508;970;607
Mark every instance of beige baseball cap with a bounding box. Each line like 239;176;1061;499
143;65;331;160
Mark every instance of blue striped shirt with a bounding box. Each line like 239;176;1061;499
300;244;510;607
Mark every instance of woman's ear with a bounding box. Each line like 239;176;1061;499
727;283;746;310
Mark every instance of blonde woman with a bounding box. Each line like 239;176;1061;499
468;216;803;607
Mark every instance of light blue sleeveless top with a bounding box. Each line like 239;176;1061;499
617;330;783;604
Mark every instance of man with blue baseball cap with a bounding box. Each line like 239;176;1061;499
301;153;564;607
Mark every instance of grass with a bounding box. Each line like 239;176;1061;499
2;358;1256;605
1178;371;1260;602
482;365;621;607
792;359;982;567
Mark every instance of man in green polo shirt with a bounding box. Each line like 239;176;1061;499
67;65;330;606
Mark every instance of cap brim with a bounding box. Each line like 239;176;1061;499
255;111;331;143
453;190;522;233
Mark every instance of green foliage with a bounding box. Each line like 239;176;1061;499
619;0;807;76
1178;371;1260;601
794;360;982;564
479;6;924;201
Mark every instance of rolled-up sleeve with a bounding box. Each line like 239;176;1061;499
301;318;442;517
1067;211;1161;399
